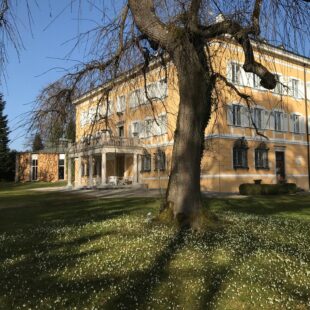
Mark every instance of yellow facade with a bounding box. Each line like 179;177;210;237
68;40;310;192
16;152;66;183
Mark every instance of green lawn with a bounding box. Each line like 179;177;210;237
0;183;310;309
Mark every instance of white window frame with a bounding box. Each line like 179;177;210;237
116;95;126;113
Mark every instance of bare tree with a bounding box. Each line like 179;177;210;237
31;0;309;227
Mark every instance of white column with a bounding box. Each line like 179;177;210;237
101;152;106;185
133;153;138;184
77;156;82;187
67;157;72;187
88;154;93;187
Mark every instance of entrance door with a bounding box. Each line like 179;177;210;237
275;151;285;182
116;154;125;177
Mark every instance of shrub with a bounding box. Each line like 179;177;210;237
239;183;297;195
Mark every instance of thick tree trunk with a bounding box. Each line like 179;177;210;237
165;39;214;228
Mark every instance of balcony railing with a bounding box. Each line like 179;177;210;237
69;135;140;153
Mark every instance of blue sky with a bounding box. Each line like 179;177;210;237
3;1;106;150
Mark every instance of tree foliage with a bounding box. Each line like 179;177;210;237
0;93;12;180
32;133;44;152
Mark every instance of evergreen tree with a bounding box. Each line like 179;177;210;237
0;94;10;180
32;133;44;151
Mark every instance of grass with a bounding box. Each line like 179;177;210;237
0;183;310;309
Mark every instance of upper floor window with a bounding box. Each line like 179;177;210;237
291;79;299;98
129;89;142;108
131;121;141;137
232;104;242;126
145;119;153;138
233;138;248;169
116;96;126;113
252;108;263;129
255;142;269;169
274;111;283;131
274;74;283;95
290;113;305;134
158;114;167;135
228;62;242;84
154;149;166;171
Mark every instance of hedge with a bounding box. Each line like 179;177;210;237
239;183;297;195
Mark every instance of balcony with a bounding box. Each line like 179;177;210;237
68;135;141;154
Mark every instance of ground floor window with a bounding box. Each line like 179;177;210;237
58;155;65;180
233;138;248;169
154;149;166;171
255;143;269;169
141;153;151;172
31;158;38;181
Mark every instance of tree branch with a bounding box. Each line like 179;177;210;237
128;0;172;49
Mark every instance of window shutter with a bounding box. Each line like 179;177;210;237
139;122;145;138
299;81;305;99
300;116;306;133
227;105;233;125
269;111;275;130
283;113;288;132
262;110;269;130
249;108;255;128
289;114;295;132
240;67;247;86
246;72;254;87
241;106;250;127
226;62;232;82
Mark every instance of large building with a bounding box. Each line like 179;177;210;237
67;40;310;192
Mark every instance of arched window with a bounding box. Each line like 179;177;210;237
255;142;269;169
233;137;248;169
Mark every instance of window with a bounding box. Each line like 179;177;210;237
232;104;242;126
116;96;126;113
290;113;305;134
145;119;153;137
31;155;38;181
141;153;151;172
157;79;168;98
291;79;299;98
231;62;241;84
274;111;283;131
294;114;300;133
252;108;262;129
252;73;260;88
118;125;124;137
274;74;282;94
255;142;269;169
58;154;65;180
80;111;88;127
233;138;248;169
158;114;167;135
154;149;166;171
129;90;140;108
131;121;140;137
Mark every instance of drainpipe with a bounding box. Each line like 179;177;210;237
303;64;310;191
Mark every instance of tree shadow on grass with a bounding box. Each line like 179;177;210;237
204;195;310;219
104;229;189;309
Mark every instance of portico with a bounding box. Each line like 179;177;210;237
67;136;143;188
